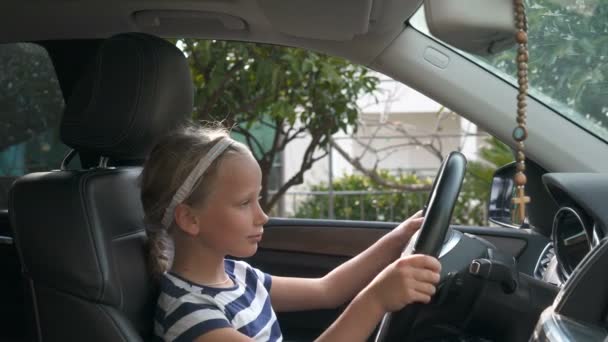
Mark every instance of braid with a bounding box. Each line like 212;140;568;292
146;228;174;278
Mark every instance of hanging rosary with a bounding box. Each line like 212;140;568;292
512;0;531;224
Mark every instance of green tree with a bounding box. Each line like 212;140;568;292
485;0;608;132
179;40;379;211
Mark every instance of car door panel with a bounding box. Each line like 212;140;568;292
247;218;550;340
259;226;386;257
253;219;549;274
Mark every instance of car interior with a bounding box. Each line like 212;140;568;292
1;0;608;341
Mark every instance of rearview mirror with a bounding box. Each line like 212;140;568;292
488;162;520;228
424;0;516;55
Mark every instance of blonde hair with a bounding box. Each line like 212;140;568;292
140;123;250;277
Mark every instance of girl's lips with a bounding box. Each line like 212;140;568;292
248;233;263;242
248;235;262;242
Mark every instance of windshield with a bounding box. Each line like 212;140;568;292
411;1;608;143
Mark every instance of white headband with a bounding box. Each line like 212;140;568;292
160;138;234;229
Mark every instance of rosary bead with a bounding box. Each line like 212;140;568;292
520;84;528;92
518;52;528;63
516;31;528;44
515;172;527;186
518;46;527;54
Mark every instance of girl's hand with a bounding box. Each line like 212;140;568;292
361;254;441;313
392;209;425;245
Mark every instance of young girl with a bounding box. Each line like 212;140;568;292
141;124;441;342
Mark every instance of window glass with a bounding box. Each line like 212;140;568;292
411;1;608;142
174;39;511;225
0;43;67;208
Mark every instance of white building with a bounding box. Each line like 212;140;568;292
281;73;486;216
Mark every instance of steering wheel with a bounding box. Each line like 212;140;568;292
374;151;467;342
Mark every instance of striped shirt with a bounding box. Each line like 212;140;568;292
154;259;282;342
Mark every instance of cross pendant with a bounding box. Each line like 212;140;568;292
512;186;530;223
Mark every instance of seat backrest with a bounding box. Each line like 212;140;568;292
9;33;192;341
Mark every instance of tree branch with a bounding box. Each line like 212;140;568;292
329;137;431;191
188;43;210;82
265;134;323;210
198;60;245;117
357;123;383;160
280;126;307;150
232;126;266;157
386;121;444;162
232;94;266;117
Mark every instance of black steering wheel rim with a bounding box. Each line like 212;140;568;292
374;151;467;342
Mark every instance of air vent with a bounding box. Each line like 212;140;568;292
534;242;555;279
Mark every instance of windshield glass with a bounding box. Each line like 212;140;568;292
411;1;608;142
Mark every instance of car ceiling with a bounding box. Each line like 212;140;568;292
0;0;422;65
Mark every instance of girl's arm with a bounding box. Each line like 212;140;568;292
195;328;254;342
314;254;440;342
270;210;424;312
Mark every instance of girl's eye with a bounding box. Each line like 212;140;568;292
240;196;261;207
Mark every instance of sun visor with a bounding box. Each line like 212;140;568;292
424;0;516;55
258;0;423;41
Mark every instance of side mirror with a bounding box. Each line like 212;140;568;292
488;162;520;228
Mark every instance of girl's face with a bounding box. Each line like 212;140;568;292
192;152;269;258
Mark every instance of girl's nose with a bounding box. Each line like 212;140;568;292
258;210;269;226
256;203;269;225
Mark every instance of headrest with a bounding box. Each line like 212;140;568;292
60;33;193;161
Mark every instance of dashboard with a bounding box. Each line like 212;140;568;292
534;174;608;286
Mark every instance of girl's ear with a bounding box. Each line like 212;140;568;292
174;203;201;236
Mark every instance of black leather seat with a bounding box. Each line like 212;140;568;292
9;33;192;341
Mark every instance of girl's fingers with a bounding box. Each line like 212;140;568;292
413;269;441;284
402;255;442;273
409;290;432;304
413;281;437;296
411;210;424;219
